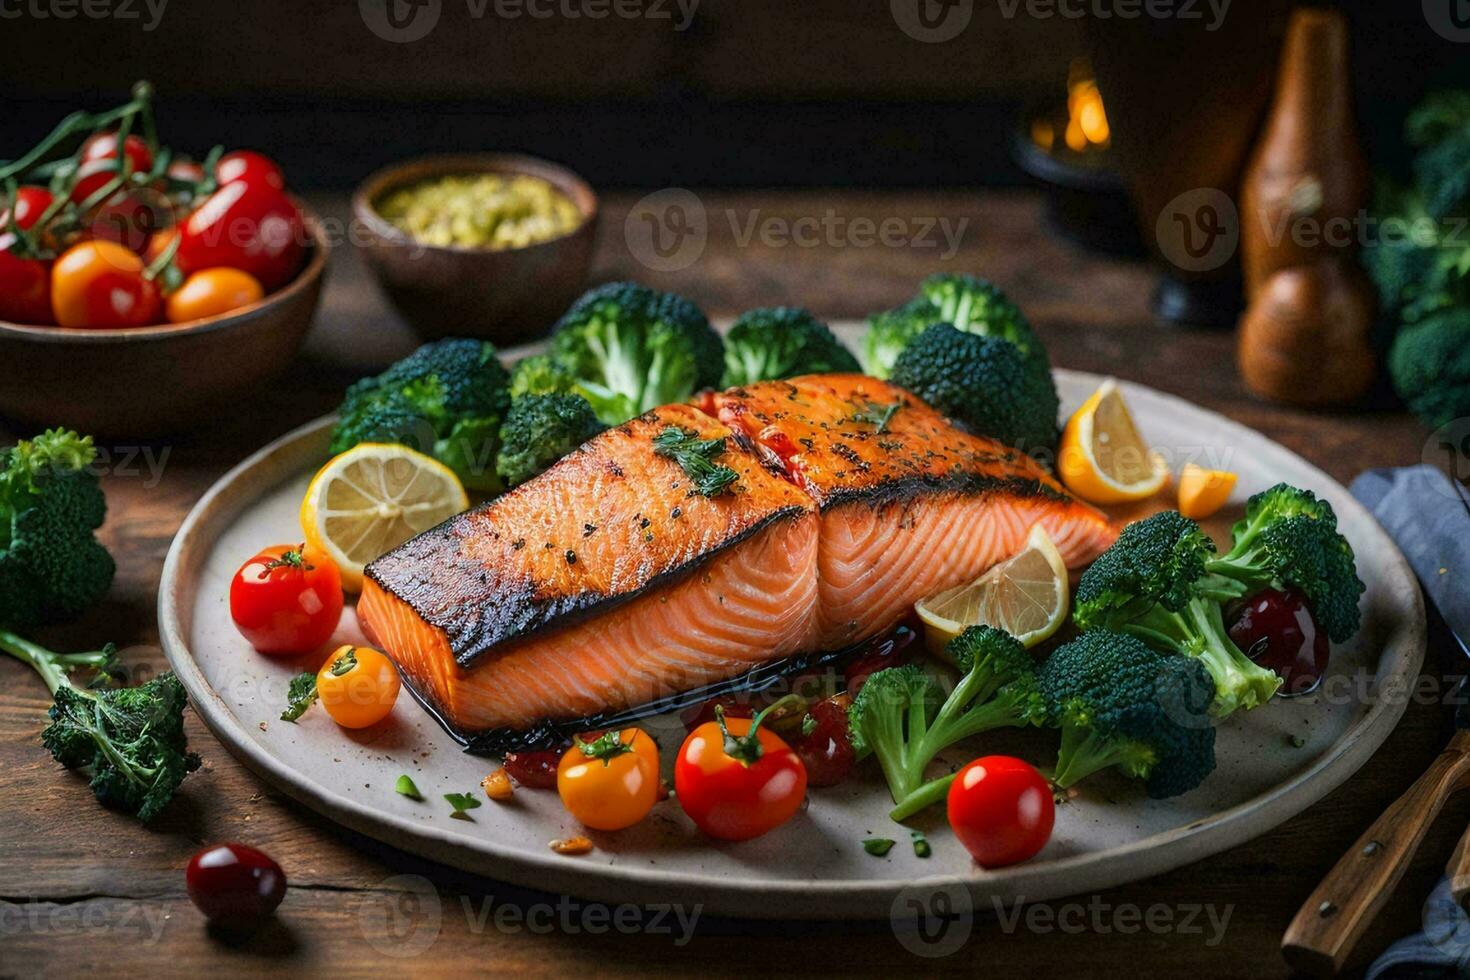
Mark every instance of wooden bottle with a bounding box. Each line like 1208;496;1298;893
1240;7;1369;299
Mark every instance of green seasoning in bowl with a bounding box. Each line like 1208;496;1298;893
376;173;584;250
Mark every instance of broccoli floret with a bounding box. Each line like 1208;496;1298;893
889;323;1061;454
721;307;860;387
1388;309;1470;431
1038;631;1216;799
862;297;943;379
0;628;199;822
849;626;1047;820
509;354;578;398
551;282;723;425
918;273;1048;368
496;393;605;488
1204;484;1365;643
1074;511;1282;718
0;429;115;630
331;339;511;493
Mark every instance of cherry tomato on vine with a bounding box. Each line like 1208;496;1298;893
50;240;161;328
166;158;206;185
175;179;304;291
228;543;343;655
557;728;660;831
88;188;173;254
2;185;54;231
946;756;1054;868
166;267;264;323
316;645;400;729
0;239;52;325
215;150;286;192
71;132;154;204
186;843;286;926
675;705;808;841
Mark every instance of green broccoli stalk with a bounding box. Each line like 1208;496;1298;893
1202;484;1365;643
551;282;723;425
0;630;199;822
721;307;860;387
0;429;116;629
889;323;1061;455
862;297;944;379
849;626;1047;820
495;393;605;487
1073;510;1282;718
1038;631;1217;799
1388;308;1470;431
331;339;512;493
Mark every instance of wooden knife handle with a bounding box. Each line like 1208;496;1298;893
1281;730;1470;977
1448;820;1470;911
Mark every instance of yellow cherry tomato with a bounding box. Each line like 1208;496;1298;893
165;267;265;323
315;645;400;729
556;728;660;831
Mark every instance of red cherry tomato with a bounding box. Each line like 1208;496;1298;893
215;150;286;192
2;185;54;231
87;189;173;254
0;238;53;325
71;132;153;204
175;180;305;291
229;543;344;655
50;240;161;328
186;843;286;925
947;756;1054;868
675;706;808;841
166;158;206;184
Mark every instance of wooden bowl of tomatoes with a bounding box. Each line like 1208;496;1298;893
352;153;598;344
0;86;329;437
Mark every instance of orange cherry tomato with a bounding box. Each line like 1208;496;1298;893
50;240;161;328
556;728;660;831
315;645;400;729
166;267;264;323
674;706;807;841
143;226;178;265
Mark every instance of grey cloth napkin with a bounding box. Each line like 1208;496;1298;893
1353;466;1470;979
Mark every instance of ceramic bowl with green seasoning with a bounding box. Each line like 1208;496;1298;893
353;154;598;344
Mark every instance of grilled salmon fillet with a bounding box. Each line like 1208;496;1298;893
359;377;1117;735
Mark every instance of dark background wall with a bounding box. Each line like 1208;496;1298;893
3;0;1466;189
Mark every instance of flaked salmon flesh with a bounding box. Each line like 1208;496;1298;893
358;376;1117;733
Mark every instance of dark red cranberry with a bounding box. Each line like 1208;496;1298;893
185;843;286;925
501;747;564;789
844;626;918;694
794;695;856;787
1229;588;1328;695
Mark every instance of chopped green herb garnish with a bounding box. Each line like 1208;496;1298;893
653;426;739;497
395;775;424;800
863;837;896;857
911;830;931;858
800;713;818;737
851;399;901;433
329;647;358;676
280;672;318;722
1289;734;1307;749
445;792;482;818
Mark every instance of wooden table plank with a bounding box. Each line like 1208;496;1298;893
0;190;1448;979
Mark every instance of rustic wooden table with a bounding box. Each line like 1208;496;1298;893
1;191;1456;979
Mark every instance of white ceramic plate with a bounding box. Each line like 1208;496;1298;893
159;334;1425;920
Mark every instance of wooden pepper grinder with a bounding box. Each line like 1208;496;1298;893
1237;6;1376;406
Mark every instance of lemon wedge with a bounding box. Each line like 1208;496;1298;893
1058;379;1170;505
300;443;470;592
915;523;1070;657
1178;463;1238;520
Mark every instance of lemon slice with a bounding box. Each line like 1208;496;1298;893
1177;463;1238;520
300;443;470;592
915;524;1070;657
1058;379;1170;505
